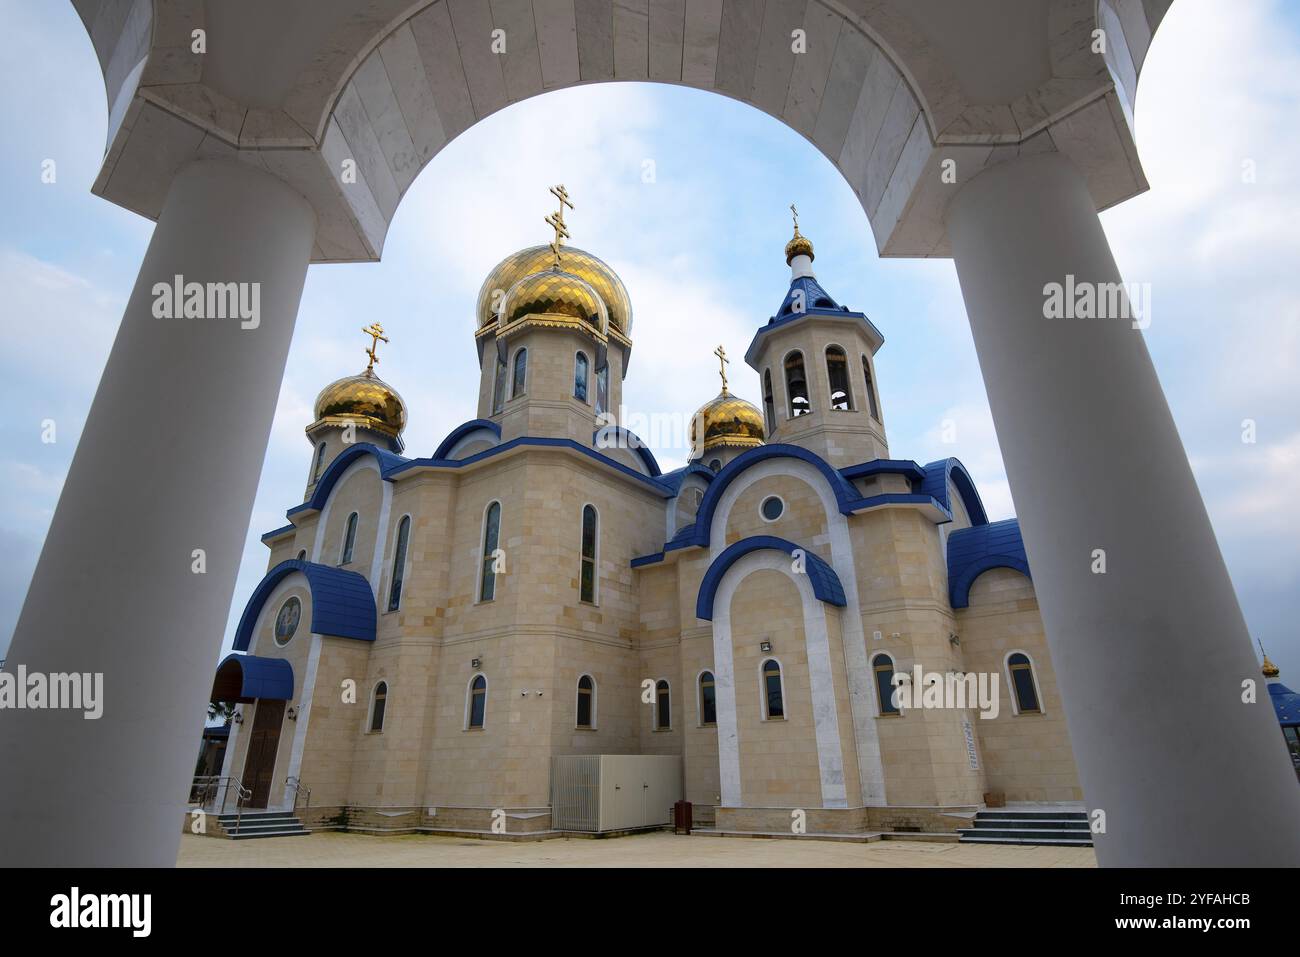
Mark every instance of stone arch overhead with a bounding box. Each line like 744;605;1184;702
233;559;378;650
78;0;1173;261
697;534;845;620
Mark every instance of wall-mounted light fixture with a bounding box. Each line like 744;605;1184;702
471;657;482;669
232;710;244;725
948;633;961;647
760;640;772;654
287;705;298;721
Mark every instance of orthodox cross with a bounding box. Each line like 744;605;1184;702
790;202;801;235
363;322;388;373
714;344;730;394
545;184;575;268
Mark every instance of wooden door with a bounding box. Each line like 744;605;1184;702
241;700;285;809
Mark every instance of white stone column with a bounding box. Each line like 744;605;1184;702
0;160;315;865
947;152;1300;866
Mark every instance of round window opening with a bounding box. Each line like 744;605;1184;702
761;496;784;521
274;596;302;646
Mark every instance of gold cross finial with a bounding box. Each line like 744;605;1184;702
362;322;388;374
714;344;730;394
546;184;575;268
790;203;800;235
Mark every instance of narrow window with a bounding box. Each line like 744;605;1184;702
762;369;776;433
826;346;853;411
340;512;358;565
1008;653;1042;714
511;348;527;398
387;515;410;612
699;671;716;726
861;354;881;420
574;352;589;402
762;660;784;719
480;502;501;601
313;441;327;479
874;654;899;715
785;351;810;417
369;681;388;732
595;363;609;416
467;675;487;729
580;504;597;603
655;680;671;730
296;549;307;561
576;675;595;728
492;356;507;413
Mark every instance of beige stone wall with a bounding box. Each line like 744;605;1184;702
958;568;1081;802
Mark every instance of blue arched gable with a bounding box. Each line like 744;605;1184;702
676;445;861;551
432;419;501;460
659;462;715;494
593;426;661;476
947;519;1030;608
294;443;407;516
233;559;377;650
696;535;846;621
211;653;294;702
922;458;989;527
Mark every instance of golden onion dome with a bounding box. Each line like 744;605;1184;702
312;370;407;439
500;267;609;328
691;391;766;454
476;244;632;335
785;225;814;265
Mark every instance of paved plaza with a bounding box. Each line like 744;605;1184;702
178;832;1096;868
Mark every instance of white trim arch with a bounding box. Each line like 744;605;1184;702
708;456;885;805
757;656;788;721
710;550;848;809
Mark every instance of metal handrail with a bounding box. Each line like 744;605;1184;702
191;775;252;830
286;776;311;813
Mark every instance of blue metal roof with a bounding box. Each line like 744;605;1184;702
696;536;846;621
658;462;715;494
1269;681;1300;728
947;519;1031;608
291;443;410;516
773;275;843;319
921;458;989;527
233;559;377;651
212;653;295;702
432;418;501;460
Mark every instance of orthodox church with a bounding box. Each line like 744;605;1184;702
203;191;1083;838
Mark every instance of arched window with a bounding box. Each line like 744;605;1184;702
654;679;671;730
861;354;881;420
479;502;501;602
313;441;327;480
708;458;722;472
595;363;609;416
826;345;853;411
467;674;487;729
340;512;358;565
699;671;716;726
574;352;589;402
511;347;527;398
1007;653;1042;714
492;356;507;413
579;504;597;603
873;654;899;715
762;368;776;433
369;681;388;732
387;515;411;612
762;659;785;719
576;674;595;728
785;351;811;417
296;549;307;561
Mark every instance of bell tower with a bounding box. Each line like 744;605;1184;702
745;209;889;468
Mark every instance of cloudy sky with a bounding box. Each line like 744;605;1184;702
1;1;1297;677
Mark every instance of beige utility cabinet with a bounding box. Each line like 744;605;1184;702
551;754;682;832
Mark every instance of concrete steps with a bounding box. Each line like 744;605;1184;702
218;810;311;839
958;809;1092;846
